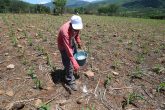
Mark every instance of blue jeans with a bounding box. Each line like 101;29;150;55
60;46;77;85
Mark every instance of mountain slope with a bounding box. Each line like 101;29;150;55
43;0;165;12
122;0;165;8
43;0;90;8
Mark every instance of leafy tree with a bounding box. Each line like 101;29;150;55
35;5;50;13
98;6;108;15
53;0;67;15
0;0;49;13
107;4;119;15
0;0;10;13
9;0;29;13
74;7;86;14
98;4;119;16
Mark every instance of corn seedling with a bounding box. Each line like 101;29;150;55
152;64;165;74
23;30;27;37
49;64;56;72
104;74;112;88
112;59;122;70
11;36;18;47
118;38;123;43
82;104;95;110
122;92;144;108
34;78;42;89
2;16;9;26
131;67;143;79
45;53;52;66
38;103;50;110
27;66;36;79
135;53;144;64
154;48;161;54
38;31;43;38
35;45;45;55
160;43;165;50
21;56;28;65
156;82;165;93
27;36;33;46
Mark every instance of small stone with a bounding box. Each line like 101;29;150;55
17;44;23;48
0;90;5;95
12;103;25;110
46;86;54;91
35;33;38;37
77;98;84;104
84;70;94;77
90;57;95;60
152;89;157;95
7;64;15;69
35;99;42;107
59;100;67;106
6;90;14;96
17;28;23;32
5;53;9;56
111;70;119;75
82;85;88;93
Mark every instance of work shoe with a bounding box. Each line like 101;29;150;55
65;83;78;91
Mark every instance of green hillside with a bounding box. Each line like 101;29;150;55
122;0;165;8
83;0;165;19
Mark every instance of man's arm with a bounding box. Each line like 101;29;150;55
62;33;80;72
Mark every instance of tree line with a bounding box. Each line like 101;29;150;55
1;0;163;19
0;0;119;16
0;0;49;13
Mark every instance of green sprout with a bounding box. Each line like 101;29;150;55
11;36;18;47
27;36;33;46
82;104;95;110
122;92;144;108
135;53;144;64
38;103;50;110
27;66;36;79
152;64;165;74
34;78;42;89
157;82;165;93
131;67;143;79
46;53;52;66
104;74;112;88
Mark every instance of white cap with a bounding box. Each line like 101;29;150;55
71;15;83;30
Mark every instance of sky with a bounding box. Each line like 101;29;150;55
23;0;100;4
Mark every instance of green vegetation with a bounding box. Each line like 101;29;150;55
82;104;95;110
152;64;165;74
131;66;143;79
53;0;67;15
38;104;50;110
122;92;144;108
0;13;164;109
0;0;49;13
157;82;165;93
104;74;112;88
34;78;42;89
0;0;165;19
27;66;37;79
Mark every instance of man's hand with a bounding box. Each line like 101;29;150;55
78;44;82;49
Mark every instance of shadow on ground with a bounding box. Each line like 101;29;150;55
50;69;65;84
50;69;80;94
